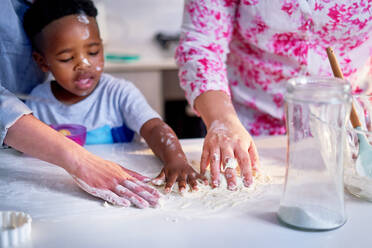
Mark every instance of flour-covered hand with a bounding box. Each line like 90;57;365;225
70;155;160;208
152;158;208;194
200;119;259;190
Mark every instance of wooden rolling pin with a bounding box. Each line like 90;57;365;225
326;47;362;128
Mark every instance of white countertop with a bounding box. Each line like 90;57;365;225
1;136;371;248
104;58;177;72
103;43;178;72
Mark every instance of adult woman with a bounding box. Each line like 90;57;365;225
176;0;372;190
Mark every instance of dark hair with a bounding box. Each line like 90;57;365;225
23;0;97;41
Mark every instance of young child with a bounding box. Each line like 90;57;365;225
23;0;207;200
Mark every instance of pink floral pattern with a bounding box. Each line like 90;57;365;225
176;0;372;136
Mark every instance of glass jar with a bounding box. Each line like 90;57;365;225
278;76;351;230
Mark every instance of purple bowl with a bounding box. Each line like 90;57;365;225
50;124;87;146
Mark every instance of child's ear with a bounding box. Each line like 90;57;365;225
32;51;49;72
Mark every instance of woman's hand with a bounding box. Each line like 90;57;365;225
201;119;259;190
70;154;161;208
152;158;208;194
194;91;259;190
5;114;160;208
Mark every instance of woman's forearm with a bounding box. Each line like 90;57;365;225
194;90;241;129
4;114;84;173
193;90;258;188
4;114;161;207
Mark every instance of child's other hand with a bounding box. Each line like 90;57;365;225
140;118;207;193
152;159;208;194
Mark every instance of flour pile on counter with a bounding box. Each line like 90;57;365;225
102;163;278;219
155;165;274;218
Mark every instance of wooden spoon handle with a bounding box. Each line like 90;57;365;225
326;47;362;128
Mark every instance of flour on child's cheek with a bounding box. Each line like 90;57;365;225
95;66;102;71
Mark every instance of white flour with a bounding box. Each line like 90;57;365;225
209;120;228;132
81;28;90;40
101;149;281;220
81;57;90;66
160;130;177;151
0;138;286;222
77;14;89;24
277;205;345;230
100;141;285;220
155;168;274;220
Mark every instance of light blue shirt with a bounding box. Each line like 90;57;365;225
25;74;160;144
0;0;46;145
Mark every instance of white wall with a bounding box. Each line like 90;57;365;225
93;0;184;52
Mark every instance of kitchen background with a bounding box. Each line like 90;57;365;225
93;0;206;138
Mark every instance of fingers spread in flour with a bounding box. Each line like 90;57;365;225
152;170;165;186
224;168;238;191
134;179;161;198
209;148;221;188
122;180;158;207
164;173;177;194
200;148;210;176
73;177;130;207
178;173;187;193
235;147;253;187
187;173;199;191
115;184;149;209
249;143;260;173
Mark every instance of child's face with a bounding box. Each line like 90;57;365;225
35;14;104;102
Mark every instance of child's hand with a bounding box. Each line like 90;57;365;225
152;159;208;194
140;118;207;193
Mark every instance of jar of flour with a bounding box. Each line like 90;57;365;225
278;76;351;230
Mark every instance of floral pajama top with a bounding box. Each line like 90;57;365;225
175;0;372;136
